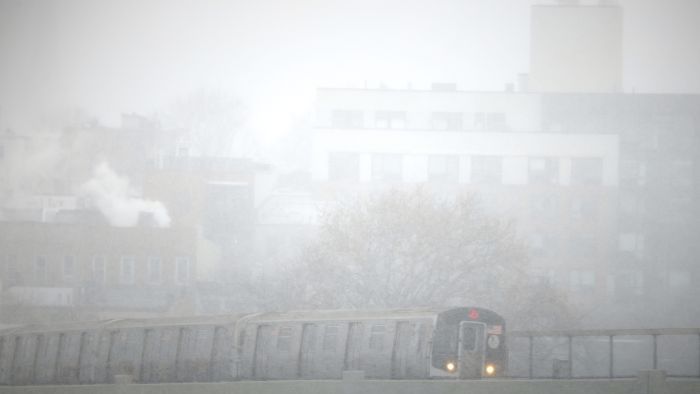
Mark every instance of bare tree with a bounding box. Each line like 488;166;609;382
164;89;253;157
272;188;575;330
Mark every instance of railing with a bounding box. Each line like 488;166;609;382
508;328;700;379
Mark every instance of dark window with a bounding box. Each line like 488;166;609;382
369;325;385;351
35;256;47;283
372;154;402;182
571;197;598;221
474;113;485;130
3;255;17;283
620;159;647;187
431;112;463;130
277;326;293;351
148;257;161;283
92;256;106;284
486;112;507;131
473;112;507;131
428;155;459;183
176;257;190;284
328;152;360;182
529;157;559;185
63;256;75;281
462;326;477;351
120;256;135;284
375;111;406;129
615;271;644;301
568;236;598;258
471;156;502;184
322;325;339;352
332;110;364;128
571;157;603;185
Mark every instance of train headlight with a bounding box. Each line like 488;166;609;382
445;361;456;372
485;364;496;376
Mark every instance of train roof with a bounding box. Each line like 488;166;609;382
0;314;249;335
249;307;451;323
0;306;499;335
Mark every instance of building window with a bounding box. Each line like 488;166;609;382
277;326;294;351
618;233;645;258
35;256;47;283
568;236;597;258
531;195;556;219
668;270;690;289
486;112;507;131
615;271;644;300
620;160;647;187
328;152;360;182
371;154;402;182
92;256;106;284
471;156;502;184
147;257;161;284
528;157;559;185
530;234;545;256
571;197;597;221
369;325;385;351
176;145;190;157
120;256;135;285
175;257;190;284
474;112;507;131
427;155;459;183
374;111;406;129
431;112;463;130
3;255;18;284
571;157;603;185
569;270;596;292
63;255;75;281
322;325;339;352
670;159;694;191
331;110;363;128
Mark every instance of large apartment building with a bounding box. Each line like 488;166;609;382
311;86;620;309
309;84;700;326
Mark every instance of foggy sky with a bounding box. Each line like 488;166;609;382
1;0;699;141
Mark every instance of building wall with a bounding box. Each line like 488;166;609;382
313;129;619;186
311;87;620;308
0;222;197;295
316;88;543;132
541;93;700;308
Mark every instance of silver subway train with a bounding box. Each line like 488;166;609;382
0;306;506;385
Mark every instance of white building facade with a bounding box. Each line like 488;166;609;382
310;87;620;309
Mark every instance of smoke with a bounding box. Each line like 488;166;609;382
80;162;171;228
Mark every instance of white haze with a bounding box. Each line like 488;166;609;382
1;0;699;142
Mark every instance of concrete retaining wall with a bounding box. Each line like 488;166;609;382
0;370;698;394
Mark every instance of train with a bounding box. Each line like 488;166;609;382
0;306;506;385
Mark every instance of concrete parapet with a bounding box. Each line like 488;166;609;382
0;371;698;394
342;371;365;381
637;370;669;394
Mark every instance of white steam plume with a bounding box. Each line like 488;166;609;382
80;162;171;228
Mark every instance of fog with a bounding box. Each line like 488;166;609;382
0;0;699;385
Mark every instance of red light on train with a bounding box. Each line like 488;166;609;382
468;308;479;320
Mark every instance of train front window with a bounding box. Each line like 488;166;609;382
462;326;477;351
